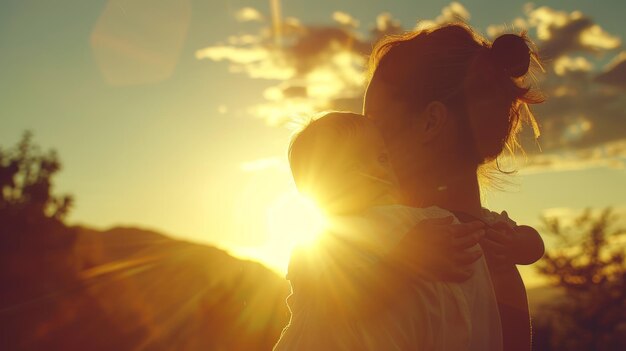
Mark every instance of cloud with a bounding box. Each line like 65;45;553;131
521;139;626;174
595;52;626;88
333;11;359;28
196;46;269;64
553;56;593;76
486;17;528;38
525;5;621;60
198;3;626;173
197;9;369;125
415;1;471;30
235;7;264;22
195;45;295;80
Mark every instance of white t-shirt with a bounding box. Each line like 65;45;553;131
273;205;503;351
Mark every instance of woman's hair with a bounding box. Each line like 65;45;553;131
288;112;368;201
367;23;543;167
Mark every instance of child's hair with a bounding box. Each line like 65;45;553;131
288;112;368;205
366;23;543;167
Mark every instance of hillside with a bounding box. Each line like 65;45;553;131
0;226;291;351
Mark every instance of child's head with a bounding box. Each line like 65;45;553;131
288;112;398;214
363;23;543;193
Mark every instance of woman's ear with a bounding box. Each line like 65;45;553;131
419;101;449;143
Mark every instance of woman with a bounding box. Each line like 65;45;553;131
363;23;543;350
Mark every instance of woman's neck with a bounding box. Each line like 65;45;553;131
406;170;483;218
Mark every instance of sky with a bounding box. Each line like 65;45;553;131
1;0;625;285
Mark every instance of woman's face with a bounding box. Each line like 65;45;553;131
369;100;474;205
364;78;469;203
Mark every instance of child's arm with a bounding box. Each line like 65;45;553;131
509;224;544;265
480;211;544;267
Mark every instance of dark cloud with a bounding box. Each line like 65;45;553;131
521;139;625;173
533;86;626;152
282;26;369;75
281;85;308;98
595;54;626;88
327;96;364;113
537;15;594;60
527;6;621;60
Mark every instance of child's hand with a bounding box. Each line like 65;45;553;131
480;225;516;272
482;209;517;230
390;216;486;282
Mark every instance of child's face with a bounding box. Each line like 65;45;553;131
351;122;399;191
325;122;399;213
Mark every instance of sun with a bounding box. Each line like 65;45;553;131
266;191;328;248
227;174;329;275
236;190;327;274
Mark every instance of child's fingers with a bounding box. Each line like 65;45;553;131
481;236;507;250
492;221;514;233
485;228;512;245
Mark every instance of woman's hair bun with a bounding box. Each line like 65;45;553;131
490;34;531;78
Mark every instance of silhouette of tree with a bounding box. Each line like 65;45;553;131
0;131;73;223
534;208;626;351
0;132;78;304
